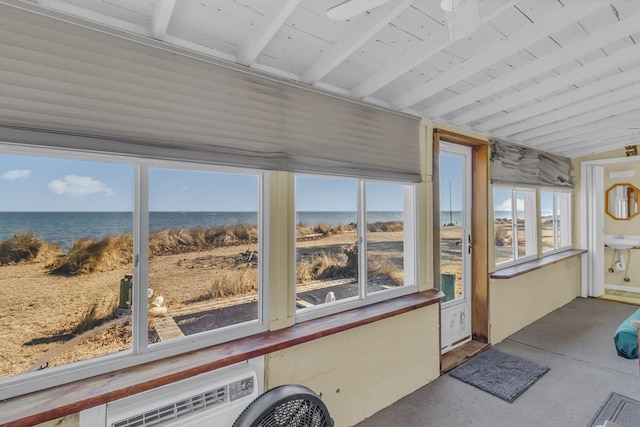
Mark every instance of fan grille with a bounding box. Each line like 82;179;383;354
260;398;330;427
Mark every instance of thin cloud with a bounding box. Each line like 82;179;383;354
48;175;114;197
1;169;31;181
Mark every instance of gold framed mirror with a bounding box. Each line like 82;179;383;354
606;183;640;220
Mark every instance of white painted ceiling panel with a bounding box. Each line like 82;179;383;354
7;0;640;158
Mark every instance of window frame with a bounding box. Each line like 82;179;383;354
493;186;538;268
541;189;573;255
294;174;418;323
0;144;269;399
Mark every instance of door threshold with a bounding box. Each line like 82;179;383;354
440;340;489;374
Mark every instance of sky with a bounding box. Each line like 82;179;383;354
0;154;402;212
0;154;258;212
440;153;554;213
0;152;549;213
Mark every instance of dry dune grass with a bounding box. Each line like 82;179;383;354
49;234;133;276
0;231;61;265
205;268;258;299
0;222;406;379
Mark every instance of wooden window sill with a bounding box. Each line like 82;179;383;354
490;249;587;279
0;289;443;427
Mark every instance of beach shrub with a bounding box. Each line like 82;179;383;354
367;254;403;286
72;297;119;335
367;221;403;232
295;222;355;239
0;231;60;265
495;226;512;247
49;234;133;276
296;250;357;284
148;225;258;255
206;267;258;299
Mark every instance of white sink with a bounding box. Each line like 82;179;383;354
604;234;640;250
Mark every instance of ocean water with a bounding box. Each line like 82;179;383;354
0;211;403;250
0;210;522;250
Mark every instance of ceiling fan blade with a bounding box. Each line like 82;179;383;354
327;0;395;21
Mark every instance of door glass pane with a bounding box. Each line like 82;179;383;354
295;176;358;309
366;182;406;294
440;154;464;301
0;154;133;380
148;169;259;344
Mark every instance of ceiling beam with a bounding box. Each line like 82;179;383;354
391;1;604;110
507;82;640;142
150;0;176;40
236;0;300;66
301;0;414;84
351;0;517;99
518;107;640;148
449;40;640;128
351;0;518;98
493;80;640;141
557;132;640;157
429;6;640;122
477;61;640;134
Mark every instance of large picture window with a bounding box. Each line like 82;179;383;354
0;148;266;397
295;175;416;318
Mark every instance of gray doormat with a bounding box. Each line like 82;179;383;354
449;348;549;403
588;392;640;427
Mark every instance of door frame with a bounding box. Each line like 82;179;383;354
433;129;489;344
438;141;472;353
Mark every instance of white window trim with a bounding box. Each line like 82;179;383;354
542;189;573;255
295;177;418;323
494;187;537;269
0;143;269;399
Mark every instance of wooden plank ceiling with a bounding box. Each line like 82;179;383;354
9;0;640;158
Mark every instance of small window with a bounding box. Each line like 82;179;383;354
541;190;572;253
295;175;416;317
494;187;537;266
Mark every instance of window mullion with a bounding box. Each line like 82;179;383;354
133;162;149;355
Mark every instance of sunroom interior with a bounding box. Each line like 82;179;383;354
1;1;640;426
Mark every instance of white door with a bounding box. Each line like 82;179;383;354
439;142;472;353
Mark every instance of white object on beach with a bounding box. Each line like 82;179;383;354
325;291;336;303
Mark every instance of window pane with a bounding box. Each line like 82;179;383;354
540;191;554;252
148;169;259;344
295;176;358;309
494;188;514;264
558;192;572;248
515;190;527;258
0;154;133;380
555;193;562;249
366;182;406;294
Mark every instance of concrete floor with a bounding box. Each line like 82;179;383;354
356;297;640;427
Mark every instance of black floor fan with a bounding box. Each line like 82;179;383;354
233;384;334;427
